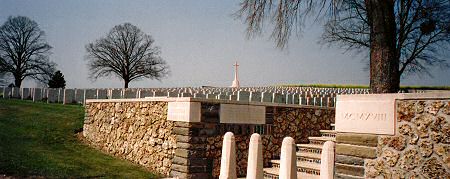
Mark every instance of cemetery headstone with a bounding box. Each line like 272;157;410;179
12;87;20;98
57;88;64;103
32;88;42;102
249;92;262;102
63;89;75;104
84;89;97;103
110;89;122;99
237;91;250;101
96;89;108;99
47;88;58;103
139;90;153;98
123;89;137;99
74;89;85;104
21;88;31;100
261;92;272;103
272;93;284;103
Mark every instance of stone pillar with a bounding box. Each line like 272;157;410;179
219;132;237;179
320;141;335;179
171;122;212;179
246;133;263;179
279;137;297;179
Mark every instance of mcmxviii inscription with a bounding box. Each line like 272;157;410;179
342;113;387;121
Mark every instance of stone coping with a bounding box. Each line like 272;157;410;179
337;92;450;100
85;97;334;109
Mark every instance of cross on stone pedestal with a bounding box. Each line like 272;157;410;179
231;61;240;88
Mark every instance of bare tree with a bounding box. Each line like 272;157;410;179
86;23;169;88
0;16;55;88
237;0;450;93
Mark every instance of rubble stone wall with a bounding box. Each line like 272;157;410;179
365;99;450;178
83;101;176;176
336;99;450;178
204;106;335;177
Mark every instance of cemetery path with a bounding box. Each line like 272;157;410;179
0;99;159;178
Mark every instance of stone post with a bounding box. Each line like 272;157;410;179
246;133;263;179
279;137;297;179
219;132;237;179
320;141;335;179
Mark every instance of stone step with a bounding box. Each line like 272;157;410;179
270;160;321;175
320;129;336;138
263;167;320;179
308;136;335;145
296;151;321;164
335;173;365;179
297;144;323;154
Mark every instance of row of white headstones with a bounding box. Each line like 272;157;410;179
218;132;335;179
1;86;371;107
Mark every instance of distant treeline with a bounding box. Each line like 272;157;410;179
279;84;450;90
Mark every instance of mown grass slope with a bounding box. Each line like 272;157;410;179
0;99;159;178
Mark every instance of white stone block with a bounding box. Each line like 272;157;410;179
220;104;265;124
167;102;201;122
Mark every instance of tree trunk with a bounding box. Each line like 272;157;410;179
365;0;399;93
124;79;129;88
14;76;22;88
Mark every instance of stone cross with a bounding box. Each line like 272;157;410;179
231;61;240;88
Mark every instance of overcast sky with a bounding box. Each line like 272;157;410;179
1;0;449;88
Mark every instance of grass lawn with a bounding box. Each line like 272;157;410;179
0;99;159;178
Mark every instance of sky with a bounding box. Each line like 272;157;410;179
1;0;449;88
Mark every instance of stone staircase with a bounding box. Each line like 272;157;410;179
263;124;336;179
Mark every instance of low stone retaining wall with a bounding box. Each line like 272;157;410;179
83;98;334;178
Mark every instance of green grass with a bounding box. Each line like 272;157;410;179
0;99;159;178
279;84;450;90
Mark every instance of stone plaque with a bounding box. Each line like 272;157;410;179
335;95;396;135
168;102;201;122
220;104;266;124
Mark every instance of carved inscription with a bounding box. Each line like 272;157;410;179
342;113;387;121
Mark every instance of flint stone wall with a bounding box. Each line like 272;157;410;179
366;99;450;178
201;106;335;177
335;98;450;178
83;101;176;175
